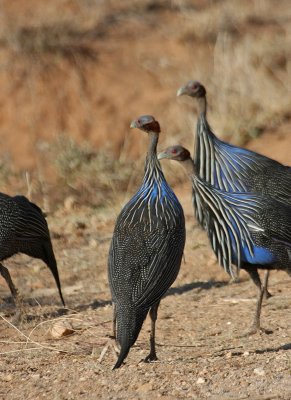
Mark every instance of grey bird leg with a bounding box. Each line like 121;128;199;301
263;270;272;299
246;270;272;335
0;263;25;324
248;269;272;299
144;301;160;362
105;303;117;339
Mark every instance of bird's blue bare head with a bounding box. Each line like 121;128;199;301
130;115;160;135
177;81;206;98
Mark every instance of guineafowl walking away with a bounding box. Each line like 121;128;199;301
0;194;65;322
177;80;291;298
108;116;185;369
158;145;291;334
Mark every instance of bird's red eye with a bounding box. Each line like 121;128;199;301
172;148;177;154
137;119;141;124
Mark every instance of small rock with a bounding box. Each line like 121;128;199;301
199;367;208;375
196;377;205;384
31;374;40;380
226;351;232;358
79;377;86;382
243;351;250;357
75;221;86;230
64;196;77;211
51;321;74;338
3;374;13;382
139;382;153;392
254;367;265;376
89;238;98;248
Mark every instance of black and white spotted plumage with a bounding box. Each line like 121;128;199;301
0;193;65;307
178;81;291;299
108;117;185;369
178;81;291;228
159;145;291;332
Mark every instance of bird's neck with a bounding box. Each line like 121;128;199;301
144;131;164;184
183;158;196;178
145;131;160;169
147;131;159;159
196;96;207;118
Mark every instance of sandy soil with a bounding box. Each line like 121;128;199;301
1;128;291;399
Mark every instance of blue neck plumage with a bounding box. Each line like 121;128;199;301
136;132;180;211
142;150;172;204
123;131;183;229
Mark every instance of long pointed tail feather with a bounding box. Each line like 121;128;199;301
113;343;131;370
43;241;65;307
113;306;148;369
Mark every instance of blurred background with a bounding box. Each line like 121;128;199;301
0;0;290;208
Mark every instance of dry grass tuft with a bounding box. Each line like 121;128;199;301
51;135;142;207
0;313;110;356
177;1;291;145
1;22;100;63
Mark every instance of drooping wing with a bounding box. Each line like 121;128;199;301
194;179;264;278
12;196;49;240
260;199;291;245
195;117;291;203
109;223;185;311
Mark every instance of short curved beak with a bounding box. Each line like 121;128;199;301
157;151;168;160
130;120;138;129
177;86;187;97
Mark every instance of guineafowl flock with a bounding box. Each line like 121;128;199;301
1;80;290;370
109;81;291;369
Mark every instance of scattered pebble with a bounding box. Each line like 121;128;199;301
64;196;77;211
89;238;98;248
138;382;153;392
51;321;74;338
254;368;265;376
196;377;206;384
3;374;13;382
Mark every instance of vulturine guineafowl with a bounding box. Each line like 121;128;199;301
108;116;185;369
159;145;291;334
177;80;291;297
0;194;65;321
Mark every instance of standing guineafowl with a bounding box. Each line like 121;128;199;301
177;80;291;297
108;116;185;369
0;194;65;321
158;145;291;334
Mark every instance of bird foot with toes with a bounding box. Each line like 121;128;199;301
241;326;273;337
143;352;158;363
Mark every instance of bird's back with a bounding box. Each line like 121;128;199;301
196;117;291;201
0;193;50;261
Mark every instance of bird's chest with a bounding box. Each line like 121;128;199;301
120;194;181;231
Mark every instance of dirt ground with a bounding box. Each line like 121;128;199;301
1;130;291;399
0;0;291;399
